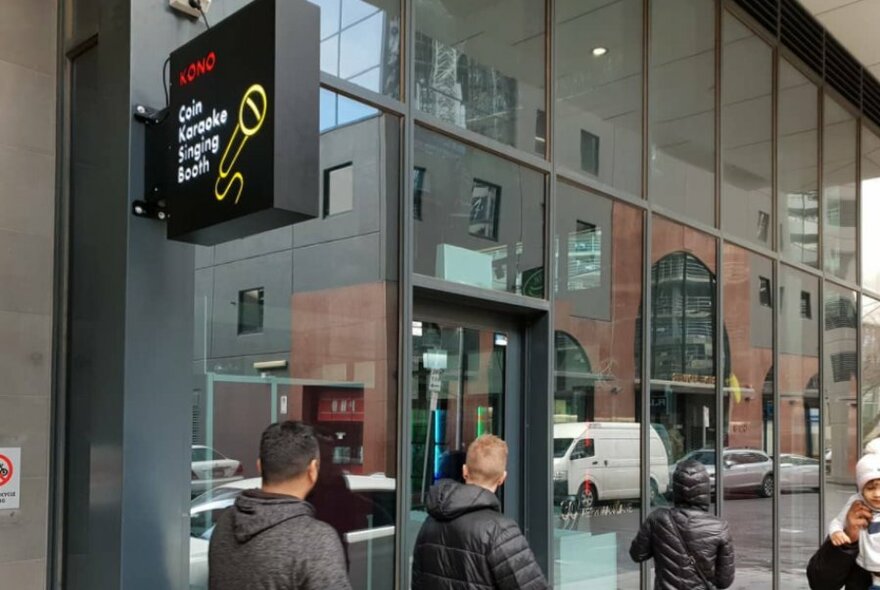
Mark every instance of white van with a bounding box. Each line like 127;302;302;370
553;422;669;508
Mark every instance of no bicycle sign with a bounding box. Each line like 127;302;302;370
0;448;20;510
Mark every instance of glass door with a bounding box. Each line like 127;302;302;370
405;301;523;580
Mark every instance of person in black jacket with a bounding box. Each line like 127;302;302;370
630;459;735;589
808;499;874;589
411;434;549;590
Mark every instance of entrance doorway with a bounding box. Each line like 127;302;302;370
409;300;524;522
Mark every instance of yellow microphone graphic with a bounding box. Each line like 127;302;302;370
215;83;268;203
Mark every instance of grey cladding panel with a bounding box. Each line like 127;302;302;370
210;250;293;359
293;232;382;292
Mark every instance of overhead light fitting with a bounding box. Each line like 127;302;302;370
592;47;608;57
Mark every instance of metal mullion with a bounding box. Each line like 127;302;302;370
819;278;826;545
859;291;864;453
641;2;651;587
772;258;780;590
857;121;862;290
320;73;406;116
715;237;724;521
642;0;650;203
412;111;553;174
715;0;722;232
715;0;724;526
544;1;556;584
819;85;825;276
394;0;414;586
640;209;652;590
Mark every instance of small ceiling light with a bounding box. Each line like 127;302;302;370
592;47;608;57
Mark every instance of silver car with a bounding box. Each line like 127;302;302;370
675;448;774;497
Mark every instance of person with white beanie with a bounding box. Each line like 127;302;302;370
827;441;880;589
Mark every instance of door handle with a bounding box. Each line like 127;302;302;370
604;460;609;466
591;461;599;465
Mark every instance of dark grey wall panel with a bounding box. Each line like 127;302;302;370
293;232;383;292
210;250;293;359
294;117;384;247
213;226;293;266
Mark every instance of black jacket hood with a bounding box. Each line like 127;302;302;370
672;459;712;511
230;489;314;543
425;479;500;521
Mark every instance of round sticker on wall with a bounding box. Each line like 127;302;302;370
0;454;13;487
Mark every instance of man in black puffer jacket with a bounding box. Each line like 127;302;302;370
630;459;735;589
412;435;548;590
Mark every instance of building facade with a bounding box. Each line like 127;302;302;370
5;0;880;588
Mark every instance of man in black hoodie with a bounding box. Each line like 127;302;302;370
630;460;735;589
208;421;352;590
411;434;549;590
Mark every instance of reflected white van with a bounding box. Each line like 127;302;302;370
553;422;670;508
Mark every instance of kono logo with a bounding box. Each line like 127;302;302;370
179;52;217;87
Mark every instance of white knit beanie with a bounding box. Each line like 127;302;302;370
857;444;880;491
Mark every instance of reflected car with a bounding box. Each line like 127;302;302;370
189;473;396;590
674;449;774;497
190;445;243;496
779;453;820;492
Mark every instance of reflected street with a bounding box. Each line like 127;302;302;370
553;491;822;590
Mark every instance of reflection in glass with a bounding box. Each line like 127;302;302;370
823;284;858;542
823;97;857;282
408;320;507;583
779;267;820;583
413;127;545;296
553;184;644;588
648;218;717;519
721;13;772;248
414;0;546;155
313;0;401;98
556;0;642;196
649;0;716;226
779;60;819;268
721;244;774;585
862;127;880;292
190;94;400;590
863;297;880;443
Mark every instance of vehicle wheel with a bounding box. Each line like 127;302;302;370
577;483;596;511
649;479;659;504
759;474;774;498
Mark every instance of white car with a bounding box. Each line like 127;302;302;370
191;445;244;496
189;474;396;590
779;453;820;492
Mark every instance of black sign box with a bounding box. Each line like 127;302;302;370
166;0;319;245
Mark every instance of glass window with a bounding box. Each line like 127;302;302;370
824;284;858;537
556;0;642;197
191;93;400;590
324;163;355;216
414;0;546;156
721;244;773;586
237;288;264;335
413;126;545;296
823;96;857;282
863;296;880;443
862;126;880;292
553;184;643;588
721;13;773;248
313;0;401;98
649;0;716;226
648;217;717;517
779;60;819;268
779;266;820;583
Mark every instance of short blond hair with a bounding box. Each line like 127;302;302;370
466;434;508;484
